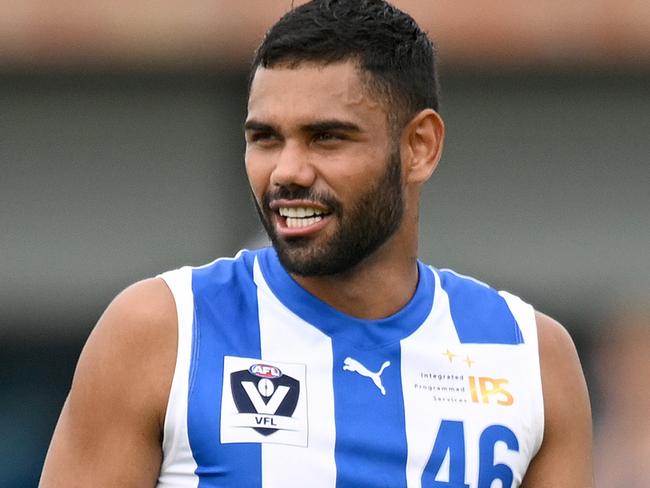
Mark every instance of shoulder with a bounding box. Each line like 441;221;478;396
521;311;593;486
102;276;177;330
73;277;178;425
534;311;590;423
535;311;580;364
94;277;177;351
39;277;179;486
535;311;588;408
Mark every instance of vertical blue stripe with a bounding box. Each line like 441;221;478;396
438;270;524;345
188;251;263;487
331;342;408;488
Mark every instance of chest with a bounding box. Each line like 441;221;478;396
182;308;541;488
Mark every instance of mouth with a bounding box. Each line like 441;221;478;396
279;206;327;228
270;201;333;238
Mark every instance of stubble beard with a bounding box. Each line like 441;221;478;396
254;150;405;277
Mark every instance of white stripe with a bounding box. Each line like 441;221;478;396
253;258;337;488
156;267;199;488
402;267;459;488
498;290;545;457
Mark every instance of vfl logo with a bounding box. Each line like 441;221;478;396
343;357;390;395
231;363;300;436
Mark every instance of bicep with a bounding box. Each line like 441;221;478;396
40;278;177;488
41;395;162;487
521;312;593;487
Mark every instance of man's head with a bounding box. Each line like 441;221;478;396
250;0;439;134
245;1;444;278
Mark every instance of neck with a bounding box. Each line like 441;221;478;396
291;238;419;320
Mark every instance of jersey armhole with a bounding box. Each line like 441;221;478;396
499;291;545;457
156;267;198;480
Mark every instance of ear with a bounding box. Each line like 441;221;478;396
400;109;445;184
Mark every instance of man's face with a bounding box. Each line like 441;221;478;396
245;61;404;276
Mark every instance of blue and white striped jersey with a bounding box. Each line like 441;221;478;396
156;247;543;488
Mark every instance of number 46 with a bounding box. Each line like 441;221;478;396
422;420;519;488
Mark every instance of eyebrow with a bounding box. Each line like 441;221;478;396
302;120;362;133
244;120;275;132
244;119;362;134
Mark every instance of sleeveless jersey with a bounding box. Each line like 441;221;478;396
156;247;544;488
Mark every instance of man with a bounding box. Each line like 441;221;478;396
40;1;592;486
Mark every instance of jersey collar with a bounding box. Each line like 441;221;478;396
257;247;435;350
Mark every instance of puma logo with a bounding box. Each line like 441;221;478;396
343;357;391;395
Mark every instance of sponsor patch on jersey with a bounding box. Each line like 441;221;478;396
221;356;308;446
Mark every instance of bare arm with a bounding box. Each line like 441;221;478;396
521;312;593;487
40;278;177;488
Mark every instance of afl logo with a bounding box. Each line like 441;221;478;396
249;363;283;379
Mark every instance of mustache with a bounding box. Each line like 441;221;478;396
262;186;341;212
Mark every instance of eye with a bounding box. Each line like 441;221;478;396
247;131;278;145
313;132;344;143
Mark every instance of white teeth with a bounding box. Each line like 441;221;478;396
278;207;326;229
278;207;324;218
286;216;323;228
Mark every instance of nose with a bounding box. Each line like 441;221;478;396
270;140;316;189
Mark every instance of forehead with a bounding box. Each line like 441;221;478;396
247;61;387;127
